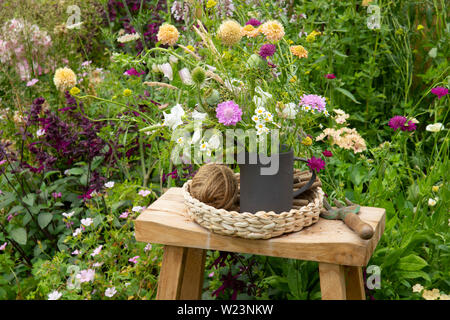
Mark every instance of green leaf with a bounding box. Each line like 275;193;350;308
335;87;361;104
38;212;53;229
10;227;27;245
332;49;348;58
394;271;431;282
398;254;428;271
66;168;84;176
23;194;36;207
349;165;368;186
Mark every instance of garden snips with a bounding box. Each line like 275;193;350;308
321;198;374;240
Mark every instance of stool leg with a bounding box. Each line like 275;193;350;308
319;263;347;300
156;245;187;300
179;248;206;300
344;266;366;300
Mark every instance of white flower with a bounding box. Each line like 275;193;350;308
163;104;185;130
62;211;75;219
159;62;173;81
428;198;437;207
36;129;46;137
48;290;62;300
199;141;209;152
144;243;152;252
104;181;115;188
93;262;103;268
208;135;221;150
412;284;424;293
132;206;144;212
72;228;82;237
138;190;151;197
192;110;207;121
117;33;140;43
176;136;185;145
105;287;117;298
90;245;102;257
426;123;444;132
179;68;193;85
76;269;95;283
251;115;261;123
263;112;273;122
255;107;266;116
282;103;298;119
81;218;93;227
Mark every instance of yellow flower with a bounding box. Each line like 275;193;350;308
54;67;77;91
287;39;293;45
186;45;195;52
217;20;242;46
417;24;424;31
432;185;439;192
260;20;285;42
301;136;313;146
290;45;308;58
362;0;373;6
206;0;217;8
290;76;297;83
305;70;311;75
157;23;179;46
123;89;132;97
306;33;316;43
69;86;81;96
412;284;424;293
422;289;440;300
242;24;260;38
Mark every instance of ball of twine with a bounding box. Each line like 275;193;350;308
190;163;238;210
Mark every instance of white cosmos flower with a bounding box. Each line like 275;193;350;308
179;68;193;85
426;123;444;132
81;218;93;227
48;290;62;300
62;211;75;219
105;287;117;298
36;129;46;137
282;102;298;119
428;198;437;207
73;228;82;237
163;104;185;130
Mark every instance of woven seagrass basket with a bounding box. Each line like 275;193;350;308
182;169;324;240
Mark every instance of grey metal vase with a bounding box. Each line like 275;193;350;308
238;148;316;214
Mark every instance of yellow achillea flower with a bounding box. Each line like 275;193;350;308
186;45;195;52
241;24;260;38
290;45;308;58
206;0;217;8
289;76;297;83
157;23;179;46
123;89;132;97
417;24;424;31
69;87;81;96
260;20;285;42
301;136;313;146
54;67;77;91
217;20;242;46
306;33;316;43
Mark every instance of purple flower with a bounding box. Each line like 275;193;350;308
388;116;416;132
322;150;333;157
216;101;242;126
245;18;261;27
307;156;325;173
324;74;336;79
299;94;327;112
431;86;448;99
124;68;145;77
259;44;276;59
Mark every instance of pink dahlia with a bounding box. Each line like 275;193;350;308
299;94;327;112
216;100;242;126
307;156;325;173
431;86;448;99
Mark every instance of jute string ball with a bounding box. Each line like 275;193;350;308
190;163;238;210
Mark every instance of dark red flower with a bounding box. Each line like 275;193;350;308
322;150;333;157
325;74;336;79
307;156;325;173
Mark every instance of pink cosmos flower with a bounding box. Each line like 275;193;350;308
216;101;242;126
430;86;448;99
0;160;6;166
26;78;39;87
307;156;326;173
324;74;336;79
71;249;80;255
76;269;95;283
129;256;140;264
91;245;103;257
208;272;214;278
119;211;129;219
0;242;7;251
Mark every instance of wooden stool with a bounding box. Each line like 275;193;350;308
134;188;385;300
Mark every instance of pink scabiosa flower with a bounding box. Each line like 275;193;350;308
307;156;325;173
246;18;261;27
324;74;336;79
431;86;448;99
322;150;333;157
299;94;327;113
124;68;145;77
216;100;242;126
259;44;276;59
388;116;416;132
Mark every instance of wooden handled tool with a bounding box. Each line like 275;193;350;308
321;198;374;240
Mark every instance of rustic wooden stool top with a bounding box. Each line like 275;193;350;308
134;187;386;300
